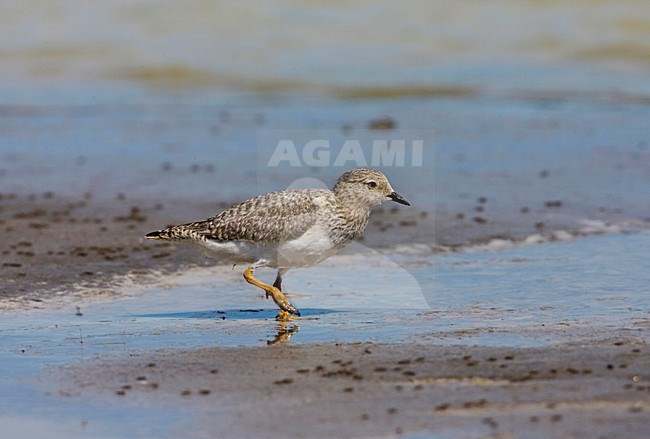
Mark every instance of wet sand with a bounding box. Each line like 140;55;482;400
2;188;642;312
2;1;650;435
46;341;649;438
1;95;648;438
2;192;647;437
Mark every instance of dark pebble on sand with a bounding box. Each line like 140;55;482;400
399;220;417;227
482;417;498;429
368;116;396;130
463;399;487;409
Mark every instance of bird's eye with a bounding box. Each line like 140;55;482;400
367;180;378;188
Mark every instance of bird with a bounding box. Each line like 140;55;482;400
145;168;410;320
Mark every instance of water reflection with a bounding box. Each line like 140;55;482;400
267;322;300;345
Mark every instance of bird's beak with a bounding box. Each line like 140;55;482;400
388;191;410;206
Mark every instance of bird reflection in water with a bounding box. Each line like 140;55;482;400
267;322;299;345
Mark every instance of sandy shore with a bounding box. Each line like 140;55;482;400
46;341;649;438
2;188;642;313
2;166;648;438
0;191;428;310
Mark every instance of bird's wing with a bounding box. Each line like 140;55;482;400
177;189;333;244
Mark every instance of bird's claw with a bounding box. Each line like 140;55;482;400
265;286;300;317
278;299;300;317
276;309;300;321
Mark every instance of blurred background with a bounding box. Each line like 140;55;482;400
0;0;648;230
1;0;649;103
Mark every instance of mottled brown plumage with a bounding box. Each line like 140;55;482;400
146;168;409;319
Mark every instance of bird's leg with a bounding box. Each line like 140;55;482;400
243;267;300;318
261;270;282;300
272;268;288;293
272;271;283;292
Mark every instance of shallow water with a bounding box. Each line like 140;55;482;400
2;96;649;225
1;2;649;436
3;232;648;350
1;231;648;437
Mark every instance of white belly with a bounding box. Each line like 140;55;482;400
197;224;343;269
275;224;340;268
200;240;265;264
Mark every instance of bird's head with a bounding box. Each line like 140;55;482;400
333;168;410;208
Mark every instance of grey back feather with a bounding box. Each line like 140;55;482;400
165;189;333;244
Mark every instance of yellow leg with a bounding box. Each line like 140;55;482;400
243;267;301;317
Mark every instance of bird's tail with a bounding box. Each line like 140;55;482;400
145;222;206;241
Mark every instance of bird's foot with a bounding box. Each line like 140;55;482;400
242;267;299;316
275;310;297;322
265;286;301;317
